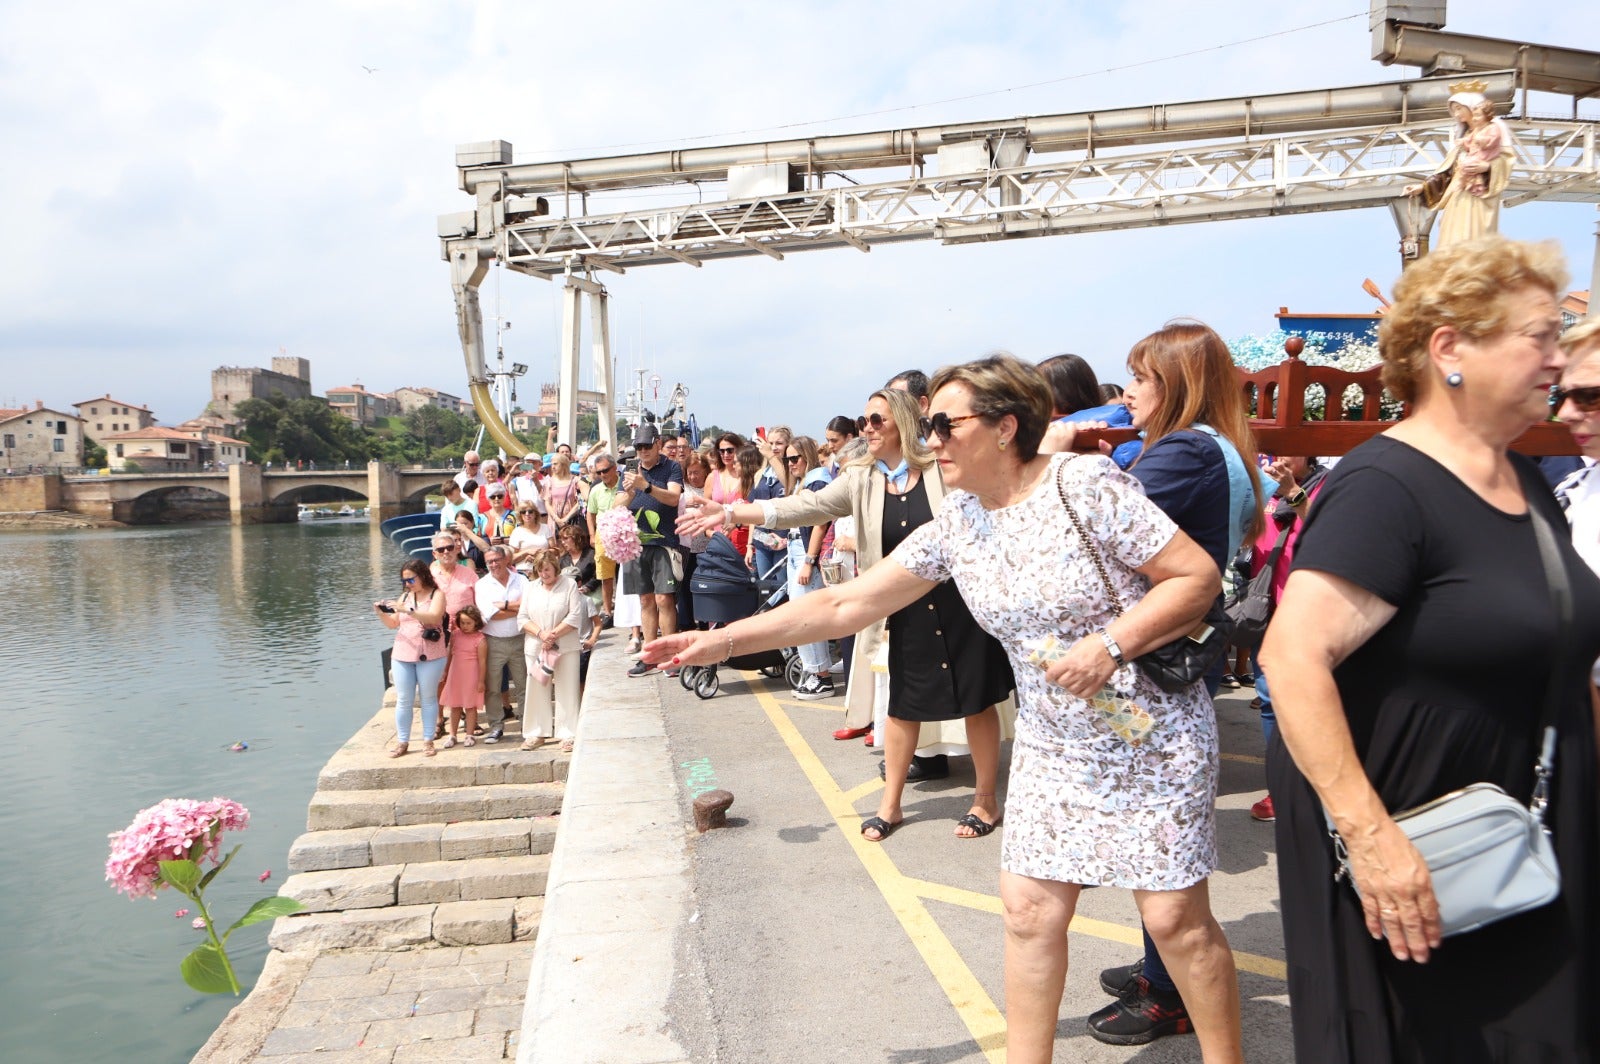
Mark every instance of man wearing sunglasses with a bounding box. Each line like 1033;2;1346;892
585;454;624;625
453;450;482;491
620;424;685;676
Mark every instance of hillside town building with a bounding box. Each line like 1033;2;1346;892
0;403;84;471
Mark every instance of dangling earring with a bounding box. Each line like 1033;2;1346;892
1446;372;1464;388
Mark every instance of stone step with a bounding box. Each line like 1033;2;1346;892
268;895;544;951
316;744;569;792
307;781;564;831
287;816;559;873
280;854;552;913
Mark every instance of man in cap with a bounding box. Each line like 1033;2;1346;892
619;423;683;676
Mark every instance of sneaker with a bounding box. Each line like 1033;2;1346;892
1098;958;1144;998
793;674;835;701
828;658;845;675
1219;673;1240;689
1251;794;1276;822
627;660;655;678
483;728;503;744
1087;977;1191;1046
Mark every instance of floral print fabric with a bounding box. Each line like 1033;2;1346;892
892;453;1219;890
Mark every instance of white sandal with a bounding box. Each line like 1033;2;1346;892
462;734;475;747
441;735;456;750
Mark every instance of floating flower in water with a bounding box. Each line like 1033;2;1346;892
596;506;643;563
105;797;303;995
258;870;271;882
230;742;248;752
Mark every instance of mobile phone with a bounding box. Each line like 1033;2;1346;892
755;426;766;441
377;603;397;613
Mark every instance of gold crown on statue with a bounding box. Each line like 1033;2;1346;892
1449;79;1489;95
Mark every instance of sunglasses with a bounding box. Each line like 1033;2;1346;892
432;545;457;553
718;446;736;454
595;465;616;474
785;453;804;464
918;412;985;442
402;576;418;584
855;413;887;432
1552;384;1600;413
465;460;480;467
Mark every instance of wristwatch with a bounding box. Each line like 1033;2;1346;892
1284;487;1308;507
1098;630;1126;667
805;555;819;565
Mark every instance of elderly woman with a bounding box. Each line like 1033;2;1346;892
1259;237;1600;1061
518;547;585;754
656;355;1240;1062
683;389;1014;842
1554;317;1600;583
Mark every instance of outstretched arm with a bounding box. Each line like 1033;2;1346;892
641;553;933;668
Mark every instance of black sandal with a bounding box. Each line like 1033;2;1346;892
860;816;899;842
955;812;1000;839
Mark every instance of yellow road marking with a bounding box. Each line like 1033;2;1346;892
743;673;1008;1062
773;698;846;713
841;777;885;804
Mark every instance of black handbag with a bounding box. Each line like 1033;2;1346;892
1055;459;1232;693
1225;523;1290;651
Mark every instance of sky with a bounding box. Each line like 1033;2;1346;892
3;0;1598;444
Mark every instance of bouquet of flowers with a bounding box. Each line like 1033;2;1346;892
106;797;303;995
596;505;643;563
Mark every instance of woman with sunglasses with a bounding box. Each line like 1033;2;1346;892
780;436;838;699
682;389;1014;843
1555;318;1600;571
510;503;552;576
586;454;623;625
1260;238;1600;1062
708;433;750;555
373;559;448;758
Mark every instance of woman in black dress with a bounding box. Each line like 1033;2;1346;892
1259;236;1600;1062
681;388;1014;841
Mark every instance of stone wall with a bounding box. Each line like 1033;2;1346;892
0;474;61;513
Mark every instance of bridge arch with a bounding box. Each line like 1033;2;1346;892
123;483;232;524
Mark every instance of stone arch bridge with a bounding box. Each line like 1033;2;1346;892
51;464;453;524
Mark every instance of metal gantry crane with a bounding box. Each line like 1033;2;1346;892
440;2;1600;454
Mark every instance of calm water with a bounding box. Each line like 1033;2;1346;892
0;519;403;1063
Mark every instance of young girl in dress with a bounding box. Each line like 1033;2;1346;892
437;605;489;748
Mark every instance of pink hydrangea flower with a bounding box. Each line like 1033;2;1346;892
192;917;208;930
596;507;642;563
105;798;250;900
258;870;271;882
174;909;190;918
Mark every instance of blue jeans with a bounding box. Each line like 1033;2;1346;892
752;539;785;593
786;538;829;675
1256;670;1275;743
393;657;446;743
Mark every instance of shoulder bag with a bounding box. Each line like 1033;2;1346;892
1055;458;1232;693
1327;468;1567;936
1225;523;1291;651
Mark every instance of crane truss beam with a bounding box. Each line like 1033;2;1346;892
477;120;1599;279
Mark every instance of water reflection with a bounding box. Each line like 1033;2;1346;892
0;519;396;1063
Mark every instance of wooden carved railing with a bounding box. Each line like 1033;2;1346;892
1084;341;1576;458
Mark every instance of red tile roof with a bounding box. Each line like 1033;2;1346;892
100;426;202;442
72;395;152;411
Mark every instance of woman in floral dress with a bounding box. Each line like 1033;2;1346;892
647;354;1243;1064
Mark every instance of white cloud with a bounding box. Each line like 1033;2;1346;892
1;0;1597;439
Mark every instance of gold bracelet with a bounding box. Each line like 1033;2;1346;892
723;634;735;663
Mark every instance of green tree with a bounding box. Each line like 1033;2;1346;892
82;435;108;469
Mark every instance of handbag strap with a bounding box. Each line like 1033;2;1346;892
1055;457;1126;616
1518;461;1573;822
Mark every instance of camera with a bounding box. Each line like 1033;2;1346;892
421;627;443;642
377;603;397;614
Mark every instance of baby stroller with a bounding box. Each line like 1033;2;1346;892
679;534;803;699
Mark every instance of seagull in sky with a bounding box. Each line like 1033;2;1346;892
361;65;378;74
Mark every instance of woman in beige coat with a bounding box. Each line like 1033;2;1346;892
682;388;1014;841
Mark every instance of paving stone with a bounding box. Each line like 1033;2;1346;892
375;947;464;971
484;784;564;820
287;827;376;872
439;819;533;860
513;896;545;942
397;855;550;905
474;1003;523;1032
269;906;434;952
371;823;444;864
275;1000;328;1028
259;1021;368;1056
320;760;480;792
410;984;494;1015
528;817;558;855
259;1052;395;1064
280;866;399;913
393;789;487;826
308;791;397;831
391;1034;506;1062
306;951;379;978
361;1009;474;1048
320;992;421;1026
456;943;530;965
292;971;395;1002
433;899;516;946
387;964;506;995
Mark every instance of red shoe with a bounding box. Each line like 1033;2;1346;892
1250;795;1275;822
832;724;872;741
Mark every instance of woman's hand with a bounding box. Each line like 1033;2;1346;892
1044;635;1117;699
641;631;723;668
677;497;726;537
835;533;857;553
1344;816;1442;962
1265;458;1299;494
798;561;814;585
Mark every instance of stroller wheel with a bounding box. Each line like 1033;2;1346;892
759;664;784;679
679;665;697;690
785;655;806;690
694;670;720;699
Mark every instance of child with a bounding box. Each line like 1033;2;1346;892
1458;99;1506;198
437;605;489;748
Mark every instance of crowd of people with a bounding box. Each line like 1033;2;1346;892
373;235;1600;1062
